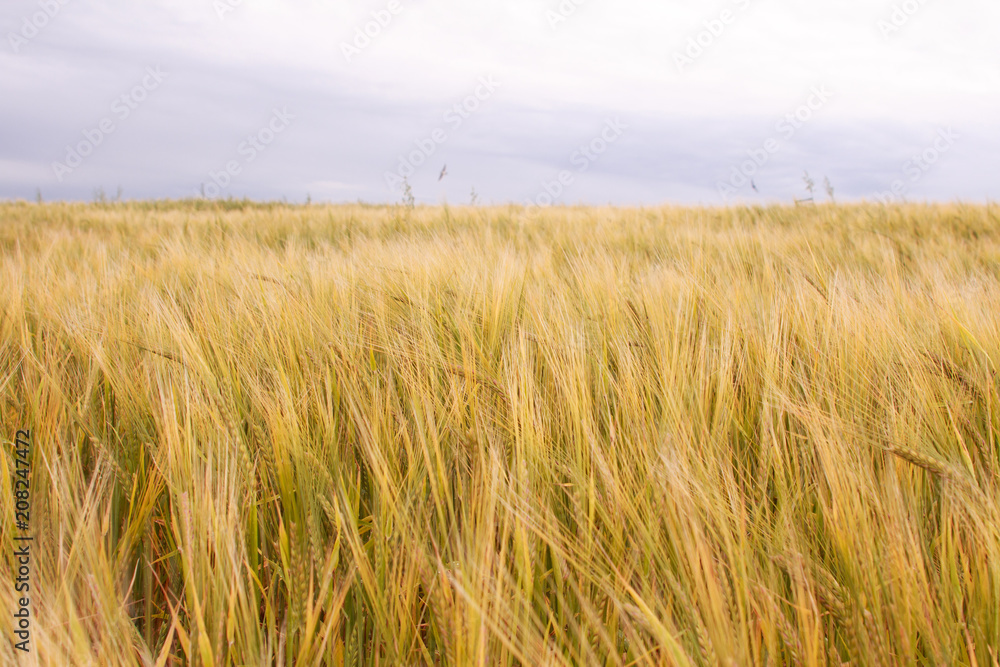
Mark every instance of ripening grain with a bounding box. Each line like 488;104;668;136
1;201;998;666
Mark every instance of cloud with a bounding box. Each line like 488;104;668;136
1;0;998;204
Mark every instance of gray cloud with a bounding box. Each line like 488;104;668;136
2;0;998;205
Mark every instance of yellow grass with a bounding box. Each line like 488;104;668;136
1;200;999;665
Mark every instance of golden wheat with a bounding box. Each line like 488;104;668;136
1;200;998;665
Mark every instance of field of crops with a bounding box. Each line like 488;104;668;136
1;201;998;665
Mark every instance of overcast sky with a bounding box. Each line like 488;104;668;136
2;0;998;205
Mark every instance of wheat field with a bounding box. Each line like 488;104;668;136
1;201;998;666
